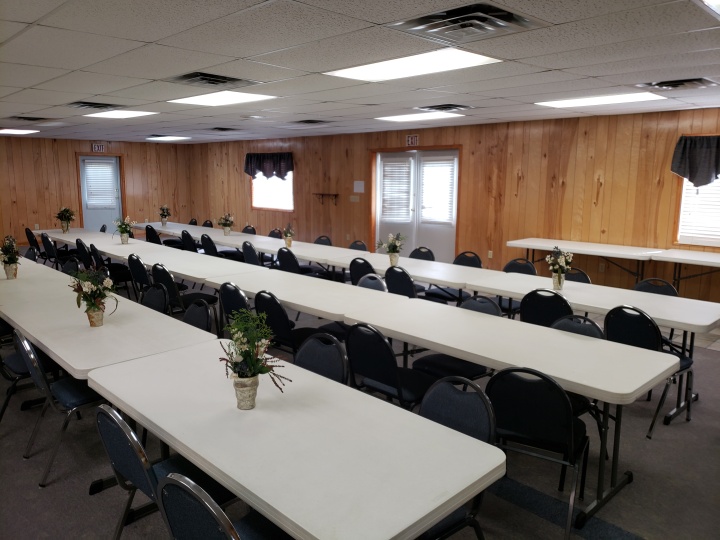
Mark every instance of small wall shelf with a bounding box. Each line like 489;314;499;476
313;193;339;205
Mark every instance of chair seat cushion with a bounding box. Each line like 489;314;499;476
496;296;521;313
363;369;435;405
424;287;471;303
153;453;235;506
290;327;325;350
219;249;244;262
412;354;489;380
234;510;293;540
499;417;587;458
50;377;103;409
179;293;218;308
567;391;592;417
317;321;348;342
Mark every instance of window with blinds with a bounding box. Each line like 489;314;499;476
677;177;720;247
252;171;294;211
419;154;456;224
84;159;117;209
380;157;412;222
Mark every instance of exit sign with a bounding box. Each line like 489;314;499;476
406;134;419;146
92;143;105;153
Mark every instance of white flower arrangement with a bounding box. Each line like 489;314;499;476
376;233;405;254
113;216;137;234
218;213;234;227
546;246;573;274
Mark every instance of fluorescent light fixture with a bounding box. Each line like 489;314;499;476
146;135;191;141
536;92;666;108
84;110;158;118
376;112;463;122
325;48;501;82
168;91;276;107
693;0;720;17
0;129;39;134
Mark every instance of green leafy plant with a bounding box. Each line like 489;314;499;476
218;213;234;227
282;223;295;238
69;268;118;313
0;235;20;266
55;207;75;222
113;216;137;234
158;205;171;218
376;233;405;254
546;246;573;274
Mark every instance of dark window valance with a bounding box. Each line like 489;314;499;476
671;135;720;188
243;152;293;180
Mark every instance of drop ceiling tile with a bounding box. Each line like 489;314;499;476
0;102;47;116
1;88;94;105
523;28;720;70
0;26;143;70
388;62;545;90
0;86;21;98
262;102;355;114
241;75;361;97
203;59;308;83
42;0;265;41
676;95;720;106
567;49;720;77
249;26;440;72
296;0;472;24
159;0;371;58
662;85;720;98
491;0;670;25
299;82;418;102
463;2;720;60
510;86;637;104
0;62;69;86
106;81;218;101
0;0;67;23
35;71;150;94
0;20;26;42
85;44;235;79
597;64;720;85
339;89;459;106
431;70;582;95
473;77;608;98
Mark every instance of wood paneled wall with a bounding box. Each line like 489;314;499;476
2;108;719;300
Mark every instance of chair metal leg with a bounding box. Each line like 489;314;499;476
39;407;77;487
565;464;579;540
0;379;20;424
647;377;672;439
24;400;50;458
113;488;137;540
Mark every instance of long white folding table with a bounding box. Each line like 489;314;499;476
343;299;678;529
507;237;663;282
651;248;720;291
88;340;507;540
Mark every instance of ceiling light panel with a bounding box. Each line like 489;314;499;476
0;129;39;134
376;111;464;122
84;110;158;118
168;90;276;106
536;92;666;108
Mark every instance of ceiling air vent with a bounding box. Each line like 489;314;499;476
67;101;121;110
8;116;49;122
415;104;473;112
278;120;332;130
389;3;546;45
210;127;240;132
636;78;719;91
165;72;255;89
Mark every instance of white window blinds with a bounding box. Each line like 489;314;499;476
678;178;720;247
380;156;412;222
420;154;456;224
84;160;117;209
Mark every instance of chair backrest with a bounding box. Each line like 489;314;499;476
99;224;107;233
241;225;256;234
634;277;678;297
503;258;537;275
40;233;58;259
202;220;213;228
89;244;106;269
189;218;197;225
183;300;212;332
385;266;417;298
254;291;294;348
349;240;367;251
75;238;94;269
200;234;220;257
61;256;80;275
268;228;282;239
520;288;573;327
128;253;152;289
145;225;162;245
453;251;482;268
460;295;502;316
152;264;182;310
604;305;662;351
551;314;605;339
276;247;301;274
25;228;41;251
181;230;197;252
241;241;262;266
294;333;349;384
409;247;435;261
25;246;39;262
419;376;495;443
349;257;375;285
218;282;250;324
485;367;578;457
357;273;387;292
157;473;241;540
141;283;169;314
565;267;591;284
314;235;332;246
346;323;400;392
14;329;52;401
95;404;159;499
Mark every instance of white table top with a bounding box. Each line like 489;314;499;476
0;257;71;304
507;238;663;260
88;340;506;540
651;248;720;267
344;299;678;405
464;272;720;334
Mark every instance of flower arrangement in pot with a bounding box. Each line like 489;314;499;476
219;309;290;409
55;207;75;233
158;205;171;226
282;223;295;248
546;246;573;290
113;216;137;244
69;268;118;327
376;233;405;267
218;213;234;235
1;235;20;279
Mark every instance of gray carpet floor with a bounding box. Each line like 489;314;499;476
1;308;719;539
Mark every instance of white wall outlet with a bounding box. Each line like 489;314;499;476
346;234;350;240
599;263;606;273
488;250;493;259
34;224;39;230
145;218;148;223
